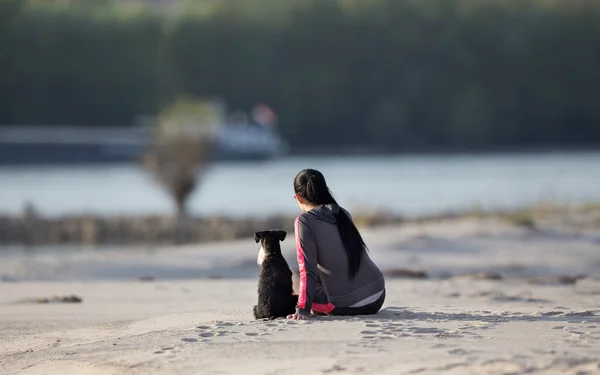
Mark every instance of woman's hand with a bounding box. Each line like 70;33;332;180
287;313;309;320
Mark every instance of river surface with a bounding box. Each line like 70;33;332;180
1;151;599;218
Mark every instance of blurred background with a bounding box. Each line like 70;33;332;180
0;0;599;253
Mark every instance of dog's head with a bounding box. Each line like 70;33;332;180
254;229;287;265
254;229;287;247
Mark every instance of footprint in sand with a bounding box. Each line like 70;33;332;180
360;330;378;335
236;330;271;342
434;332;462;339
407;327;445;334
192;319;313;344
196;325;231;340
448;348;469;356
322;364;348;373
181;338;198;343
360;320;409;339
381;325;404;332
153;346;177;355
349;336;387;351
203;331;227;337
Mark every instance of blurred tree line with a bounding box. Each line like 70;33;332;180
1;0;599;151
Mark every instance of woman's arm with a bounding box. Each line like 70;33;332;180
294;215;319;316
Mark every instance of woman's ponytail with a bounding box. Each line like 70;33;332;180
335;209;368;279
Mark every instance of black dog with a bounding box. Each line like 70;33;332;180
253;229;298;320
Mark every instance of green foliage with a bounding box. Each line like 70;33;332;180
1;0;600;150
506;209;536;229
156;96;225;140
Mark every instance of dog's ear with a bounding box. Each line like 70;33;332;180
254;232;262;243
276;230;287;242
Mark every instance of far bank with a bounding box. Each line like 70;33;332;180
1;203;598;247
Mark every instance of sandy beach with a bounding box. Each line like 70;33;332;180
1;216;600;375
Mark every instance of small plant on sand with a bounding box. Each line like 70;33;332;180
580;201;600;214
140;96;224;240
506;208;536;229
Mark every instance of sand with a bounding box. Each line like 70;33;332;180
1;217;600;375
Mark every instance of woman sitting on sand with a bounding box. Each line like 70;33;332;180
287;168;386;320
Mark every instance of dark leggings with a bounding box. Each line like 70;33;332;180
291;268;385;316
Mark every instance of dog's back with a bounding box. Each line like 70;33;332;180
253;230;298;320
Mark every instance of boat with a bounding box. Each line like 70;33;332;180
0;107;290;166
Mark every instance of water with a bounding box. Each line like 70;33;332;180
1;151;599;218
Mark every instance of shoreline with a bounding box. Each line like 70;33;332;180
1;202;599;246
1;203;599;284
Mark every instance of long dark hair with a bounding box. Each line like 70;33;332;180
294;168;368;279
